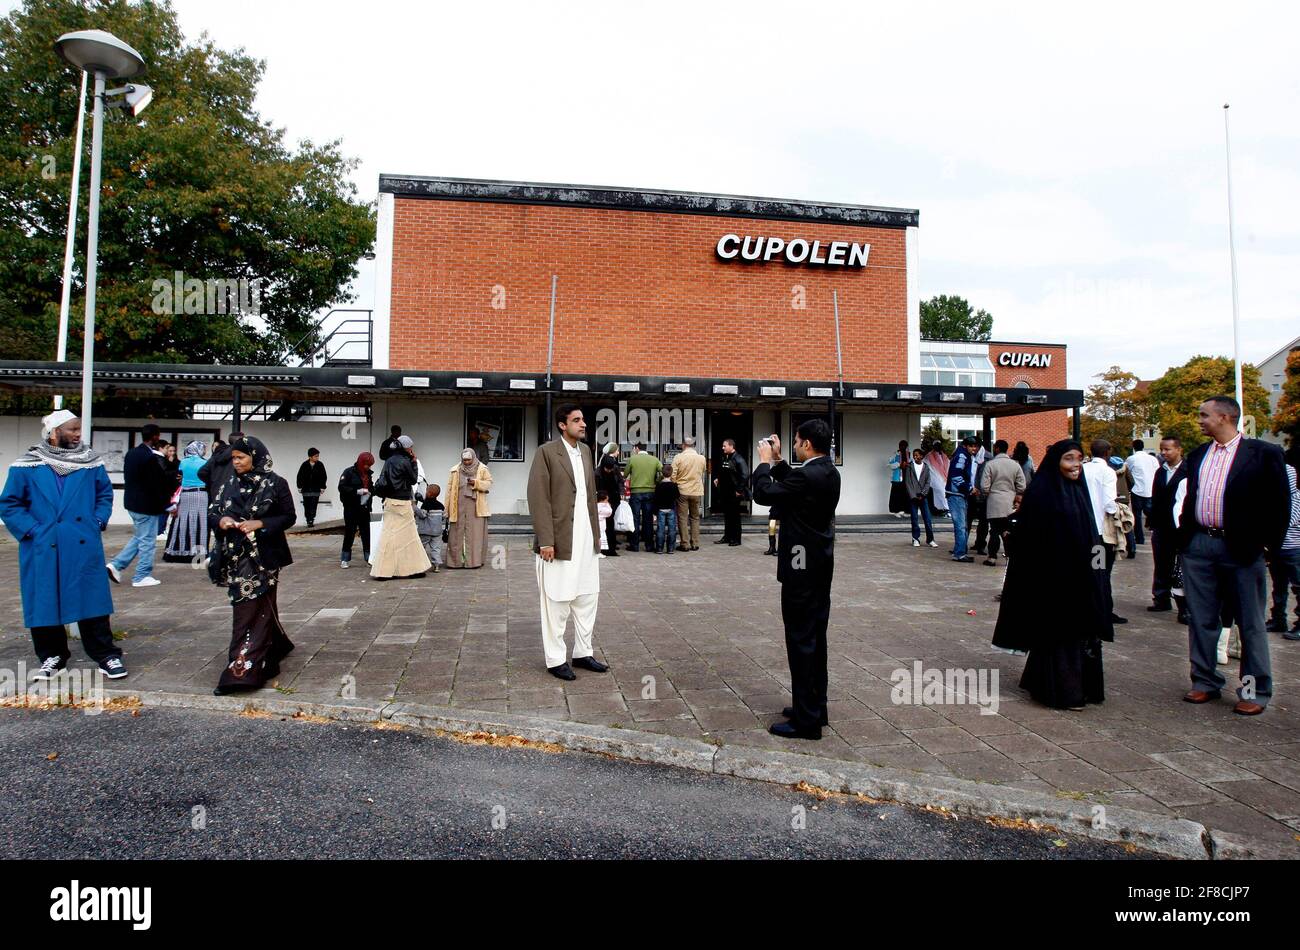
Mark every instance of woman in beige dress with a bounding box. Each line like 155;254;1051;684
369;435;431;579
446;448;492;568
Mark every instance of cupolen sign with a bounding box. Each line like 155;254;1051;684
716;233;870;268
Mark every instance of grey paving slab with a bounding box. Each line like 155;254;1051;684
3;528;1297;857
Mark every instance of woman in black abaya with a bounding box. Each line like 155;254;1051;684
992;439;1113;710
208;436;297;695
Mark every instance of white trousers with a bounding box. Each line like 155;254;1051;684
540;590;598;669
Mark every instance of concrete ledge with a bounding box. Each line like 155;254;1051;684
713;746;1210;861
86;687;1225;859
1208;829;1298;861
382;701;719;772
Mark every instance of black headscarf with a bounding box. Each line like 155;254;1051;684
992;439;1113;651
208;436;280;602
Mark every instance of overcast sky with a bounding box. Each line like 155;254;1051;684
42;1;1300;389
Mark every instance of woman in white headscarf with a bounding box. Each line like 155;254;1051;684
164;440;210;562
445;448;492;568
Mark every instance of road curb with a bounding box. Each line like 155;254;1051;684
94;686;1225;859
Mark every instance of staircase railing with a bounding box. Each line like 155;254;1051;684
286;309;373;367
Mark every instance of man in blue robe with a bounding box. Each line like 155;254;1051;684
0;410;126;680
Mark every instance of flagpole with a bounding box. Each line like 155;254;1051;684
54;70;88;410
1223;103;1243;410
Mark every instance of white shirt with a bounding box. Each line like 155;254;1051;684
537;438;600;602
1125;451;1159;498
1081;458;1117;535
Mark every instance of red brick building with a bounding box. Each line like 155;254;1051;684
370;176;1082;515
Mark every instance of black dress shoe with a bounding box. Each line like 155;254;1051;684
782;706;829;726
1265;617;1288;633
1110;614;1128;624
714;537;730;544
769;721;821;741
571;656;608;673
1176;611;1190;624
1147;602;1172;612
953;555;975;563
728;541;741;546
548;663;576;681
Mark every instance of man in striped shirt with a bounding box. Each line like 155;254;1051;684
1178;396;1291;715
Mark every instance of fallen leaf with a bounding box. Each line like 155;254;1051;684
1052;839;1068;847
46;752;57;761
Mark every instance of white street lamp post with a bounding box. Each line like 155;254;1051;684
53;70;87;411
53;29;148;440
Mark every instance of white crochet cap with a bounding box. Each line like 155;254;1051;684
41;409;77;439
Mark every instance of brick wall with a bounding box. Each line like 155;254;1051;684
389;198;908;380
989;342;1071;460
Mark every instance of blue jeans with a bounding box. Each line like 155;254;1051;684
629;492;656;550
1130;494;1152;545
910;497;934;542
112;510;158;582
656;509;678;552
947;493;969;559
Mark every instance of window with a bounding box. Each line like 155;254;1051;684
465;406;525;462
790;411;843;466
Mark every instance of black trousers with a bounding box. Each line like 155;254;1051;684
721;493;743;543
302;493;320;524
780;579;831;730
32;615;119;665
341;507;371;561
987;517;1011;558
968;499;989;552
1151;527;1176;605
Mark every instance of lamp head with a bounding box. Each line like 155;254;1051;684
54;29;146;79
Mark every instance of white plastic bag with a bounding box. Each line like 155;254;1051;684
613;499;634;533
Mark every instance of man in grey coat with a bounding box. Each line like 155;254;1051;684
979;439;1027;567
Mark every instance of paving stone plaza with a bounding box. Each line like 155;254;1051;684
3;525;1296;854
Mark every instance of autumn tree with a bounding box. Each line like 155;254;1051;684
1080;366;1146;450
1271;348;1300;444
1144;355;1271;449
0;0;375;366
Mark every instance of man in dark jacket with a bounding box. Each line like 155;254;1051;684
198;431;242;493
752;421;841;740
296;447;328;527
1147;434;1187;617
378;425;404;462
945;437;978;562
713;439;750;546
1179;396;1290;715
108;423;172;588
596;444;623;556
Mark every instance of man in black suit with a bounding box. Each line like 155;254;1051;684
1146;434;1187;618
1179;396;1290;715
751;419;841;740
713;439;750;546
107;423;173;588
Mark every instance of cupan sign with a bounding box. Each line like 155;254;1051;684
716;233;870;268
998;351;1052;368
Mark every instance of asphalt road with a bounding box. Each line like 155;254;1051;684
0;705;1150;860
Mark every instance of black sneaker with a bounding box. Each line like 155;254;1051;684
953;555;975;563
100;657;128;679
31;656;67;681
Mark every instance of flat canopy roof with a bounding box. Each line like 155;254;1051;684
0;361;1081;416
378;175;920;230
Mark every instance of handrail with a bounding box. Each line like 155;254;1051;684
286;308;373;367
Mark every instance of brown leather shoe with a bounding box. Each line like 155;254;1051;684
1233;700;1265;715
1183;689;1220;704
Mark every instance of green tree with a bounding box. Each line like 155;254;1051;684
1271;348;1300;445
1080;366;1146;451
0;0;375;366
920;294;993;342
920;416;952;456
1145;355;1271;450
